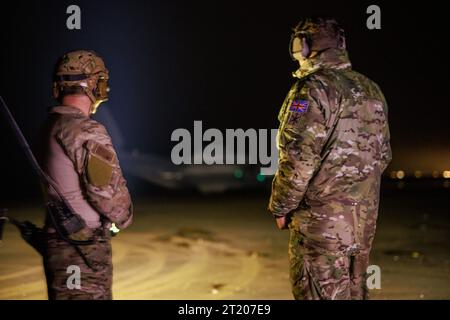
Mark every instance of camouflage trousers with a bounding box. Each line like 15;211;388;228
43;230;112;300
288;229;371;300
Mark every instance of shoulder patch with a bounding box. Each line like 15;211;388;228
86;154;114;187
289;99;309;114
85;141;115;187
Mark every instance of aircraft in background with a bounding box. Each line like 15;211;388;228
95;108;269;194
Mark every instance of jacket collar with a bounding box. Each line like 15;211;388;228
292;48;352;80
48;105;88;117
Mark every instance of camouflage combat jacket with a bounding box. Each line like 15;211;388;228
269;48;391;251
40;105;133;232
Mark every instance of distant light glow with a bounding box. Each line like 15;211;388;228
432;171;440;178
396;170;405;179
414;170;422;178
443;171;450;179
234;168;244;179
256;173;266;182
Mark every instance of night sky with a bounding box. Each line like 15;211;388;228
0;0;449;198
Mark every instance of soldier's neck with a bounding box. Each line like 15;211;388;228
61;94;92;117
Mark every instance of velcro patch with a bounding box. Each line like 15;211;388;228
85;141;115;187
87;154;114;187
289;99;309;113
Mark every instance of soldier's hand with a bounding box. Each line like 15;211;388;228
275;216;288;230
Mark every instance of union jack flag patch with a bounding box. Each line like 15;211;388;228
289;99;309;114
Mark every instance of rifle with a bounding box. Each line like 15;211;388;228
0;96;94;246
0;208;45;254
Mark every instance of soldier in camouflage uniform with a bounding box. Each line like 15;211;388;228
268;18;391;300
39;50;133;299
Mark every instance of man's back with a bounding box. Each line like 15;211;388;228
40;105;133;231
38;49;132;300
40;106;102;229
269;16;391;300
305;68;391;206
284;66;391;255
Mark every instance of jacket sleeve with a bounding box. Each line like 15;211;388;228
268;80;334;218
379;93;392;172
58;118;133;229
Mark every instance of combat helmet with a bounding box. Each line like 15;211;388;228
289;17;346;59
53;50;109;114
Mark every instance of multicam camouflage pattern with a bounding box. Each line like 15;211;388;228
46;105;133;230
40;105;132;300
269;22;392;299
289;226;373;300
53;50;109;114
43;231;112;300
